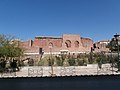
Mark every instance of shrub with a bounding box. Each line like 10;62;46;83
28;59;34;66
68;58;76;66
77;59;87;66
55;56;64;66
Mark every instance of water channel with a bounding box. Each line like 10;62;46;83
0;75;120;90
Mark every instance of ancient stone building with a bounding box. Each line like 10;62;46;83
21;34;93;56
93;40;110;52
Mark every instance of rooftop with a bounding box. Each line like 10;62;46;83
35;36;62;39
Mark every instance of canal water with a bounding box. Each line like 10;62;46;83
0;75;120;90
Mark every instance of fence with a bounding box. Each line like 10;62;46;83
28;67;43;76
27;64;119;77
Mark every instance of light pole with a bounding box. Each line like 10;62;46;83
111;51;113;74
49;45;54;76
114;33;120;72
109;40;114;74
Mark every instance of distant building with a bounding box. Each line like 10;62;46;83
21;34;93;56
93;40;110;52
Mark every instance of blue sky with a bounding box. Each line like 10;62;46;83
0;0;120;42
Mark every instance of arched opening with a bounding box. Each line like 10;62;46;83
65;40;71;48
49;42;53;48
74;41;79;48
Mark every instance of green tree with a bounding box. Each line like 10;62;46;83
0;34;24;59
107;37;120;52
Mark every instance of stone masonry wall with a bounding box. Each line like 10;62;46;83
21;34;94;54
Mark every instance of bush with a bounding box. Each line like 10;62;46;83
88;53;95;64
37;56;50;66
77;59;87;66
48;58;54;66
28;59;34;66
68;58;76;66
63;58;69;66
55;56;64;66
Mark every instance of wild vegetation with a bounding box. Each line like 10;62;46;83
37;52;118;66
0;34;24;72
0;34;24;60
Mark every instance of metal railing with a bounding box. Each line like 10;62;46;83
0;64;120;77
28;67;43;77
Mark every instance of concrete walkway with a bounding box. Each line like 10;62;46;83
0;64;120;77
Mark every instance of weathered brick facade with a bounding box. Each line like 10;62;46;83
21;34;94;55
93;40;110;52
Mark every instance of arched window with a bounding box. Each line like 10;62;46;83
74;41;79;48
65;40;71;48
49;42;53;48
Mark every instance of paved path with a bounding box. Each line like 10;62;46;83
0;64;120;77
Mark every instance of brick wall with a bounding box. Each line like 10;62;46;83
21;34;94;54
